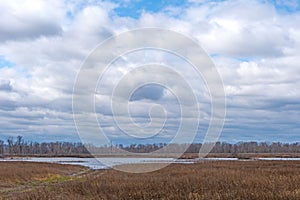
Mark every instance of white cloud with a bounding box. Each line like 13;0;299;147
0;0;299;143
0;0;65;41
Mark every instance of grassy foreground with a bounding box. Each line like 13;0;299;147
1;161;300;199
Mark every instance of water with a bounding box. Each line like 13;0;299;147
1;157;299;169
257;157;300;161
0;157;177;170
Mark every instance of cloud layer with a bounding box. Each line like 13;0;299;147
0;0;299;144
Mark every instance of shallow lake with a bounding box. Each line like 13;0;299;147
1;157;182;170
1;157;299;170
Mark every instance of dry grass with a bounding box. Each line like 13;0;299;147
6;160;299;200
0;161;85;185
0;161;86;200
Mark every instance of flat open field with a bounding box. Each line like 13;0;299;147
1;160;300;199
0;162;86;199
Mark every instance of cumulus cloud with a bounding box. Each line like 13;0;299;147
0;0;299;143
0;0;65;42
130;84;164;101
0;80;12;92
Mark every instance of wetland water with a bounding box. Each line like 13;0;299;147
1;157;299;169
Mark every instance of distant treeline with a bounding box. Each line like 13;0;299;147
0;136;89;156
0;136;299;156
121;142;300;154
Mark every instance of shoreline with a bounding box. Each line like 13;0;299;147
1;152;300;159
1;155;300;170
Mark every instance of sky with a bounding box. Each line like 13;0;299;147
0;0;299;145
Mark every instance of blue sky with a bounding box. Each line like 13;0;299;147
0;56;15;68
111;0;300;18
112;0;189;18
0;0;299;145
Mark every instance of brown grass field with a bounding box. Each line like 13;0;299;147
0;160;300;199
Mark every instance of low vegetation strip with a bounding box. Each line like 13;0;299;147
0;162;86;199
1;160;299;200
